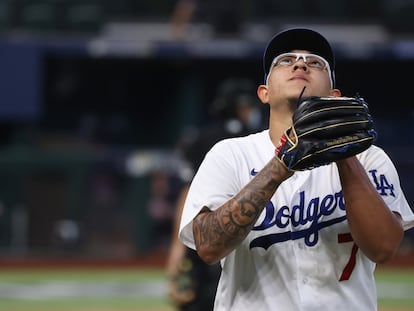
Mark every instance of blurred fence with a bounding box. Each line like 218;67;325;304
0;146;183;256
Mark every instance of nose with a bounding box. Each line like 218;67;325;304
293;60;308;71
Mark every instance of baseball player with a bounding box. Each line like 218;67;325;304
178;28;414;311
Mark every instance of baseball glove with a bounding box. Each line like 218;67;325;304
275;95;377;171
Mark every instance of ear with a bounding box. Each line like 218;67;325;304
330;88;342;97
257;84;269;104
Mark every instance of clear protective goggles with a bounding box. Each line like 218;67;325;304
268;52;333;87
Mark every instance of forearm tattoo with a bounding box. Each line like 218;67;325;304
193;158;289;253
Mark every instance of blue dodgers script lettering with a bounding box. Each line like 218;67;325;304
250;191;346;249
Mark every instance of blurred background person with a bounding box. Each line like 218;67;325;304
169;0;248;39
146;169;178;252
166;77;266;311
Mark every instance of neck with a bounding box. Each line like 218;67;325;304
268;111;293;147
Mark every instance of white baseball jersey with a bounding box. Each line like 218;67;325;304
179;129;414;311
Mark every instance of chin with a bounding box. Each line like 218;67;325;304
288;86;308;100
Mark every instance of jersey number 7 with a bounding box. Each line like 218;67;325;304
338;233;359;281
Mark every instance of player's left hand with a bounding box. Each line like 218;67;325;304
275;95;377;171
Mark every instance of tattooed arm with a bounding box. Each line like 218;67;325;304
192;157;292;265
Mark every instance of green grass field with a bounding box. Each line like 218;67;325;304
0;268;172;311
0;267;412;310
375;268;414;310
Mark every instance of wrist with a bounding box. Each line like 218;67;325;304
272;156;294;181
336;156;358;170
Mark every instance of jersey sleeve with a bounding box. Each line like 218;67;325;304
179;139;241;249
358;146;414;231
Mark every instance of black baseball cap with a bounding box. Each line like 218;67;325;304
263;28;335;86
